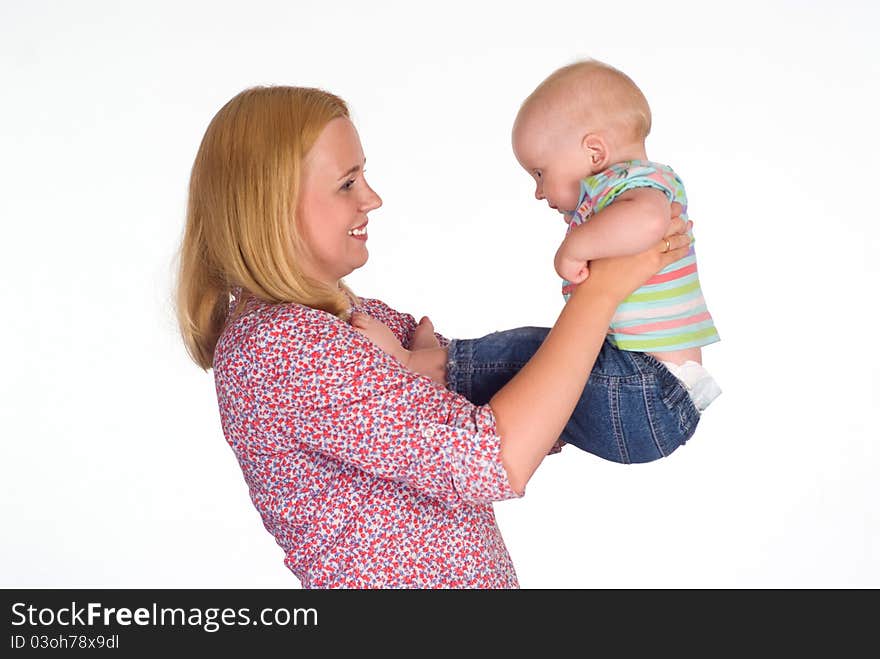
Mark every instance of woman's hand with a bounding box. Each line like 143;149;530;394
583;202;691;304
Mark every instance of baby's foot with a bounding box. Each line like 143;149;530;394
411;316;441;350
350;312;410;366
350;312;447;385
406;346;448;386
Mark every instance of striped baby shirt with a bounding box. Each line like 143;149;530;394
562;160;720;352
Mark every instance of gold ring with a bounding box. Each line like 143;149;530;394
663;238;671;253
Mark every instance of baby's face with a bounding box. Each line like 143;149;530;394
512;107;587;216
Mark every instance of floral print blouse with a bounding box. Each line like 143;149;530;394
212;292;521;588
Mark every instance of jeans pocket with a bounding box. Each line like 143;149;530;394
631;352;701;445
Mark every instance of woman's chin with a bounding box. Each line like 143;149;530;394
341;250;369;277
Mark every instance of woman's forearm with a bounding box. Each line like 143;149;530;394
489;210;691;494
489;280;619;494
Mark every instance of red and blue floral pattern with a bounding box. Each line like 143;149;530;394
213;293;520;588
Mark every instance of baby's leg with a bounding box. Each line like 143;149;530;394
446;329;701;463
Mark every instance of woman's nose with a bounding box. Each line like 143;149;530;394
534;183;544;200
362;183;382;211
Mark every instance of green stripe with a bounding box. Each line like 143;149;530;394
623;279;701;303
617;288;702;311
613;327;719;350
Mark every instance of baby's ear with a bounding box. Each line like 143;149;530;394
581;133;610;173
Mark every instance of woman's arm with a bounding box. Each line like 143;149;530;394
491;213;691;494
223;216;689;504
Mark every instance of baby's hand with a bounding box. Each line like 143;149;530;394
554;244;590;284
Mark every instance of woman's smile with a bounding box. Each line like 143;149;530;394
347;222;368;239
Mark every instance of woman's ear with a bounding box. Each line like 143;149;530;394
581;133;610;173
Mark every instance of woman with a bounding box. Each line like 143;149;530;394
176;86;692;588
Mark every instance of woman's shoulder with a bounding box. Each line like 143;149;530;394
215;298;351;372
236;297;340;335
355;297;417;344
357;296;393;313
354;297;407;324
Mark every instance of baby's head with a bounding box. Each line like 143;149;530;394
512;58;651;213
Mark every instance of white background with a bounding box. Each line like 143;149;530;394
2;0;878;588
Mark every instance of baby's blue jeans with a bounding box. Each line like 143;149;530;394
446;327;700;464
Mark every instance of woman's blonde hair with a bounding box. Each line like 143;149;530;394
176;86;356;370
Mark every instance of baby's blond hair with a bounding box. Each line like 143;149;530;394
523;58;652;146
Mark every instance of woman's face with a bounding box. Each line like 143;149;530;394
296;117;382;284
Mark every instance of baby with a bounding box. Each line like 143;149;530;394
354;58;720;416
511;58;721;410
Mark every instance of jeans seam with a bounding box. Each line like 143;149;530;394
627;351;669;458
468;362;529;371
609;380;630;464
446;339;472;402
641;373;669;457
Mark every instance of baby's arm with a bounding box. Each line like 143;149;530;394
556;188;670;283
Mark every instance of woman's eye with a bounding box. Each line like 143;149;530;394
341;179;355;191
